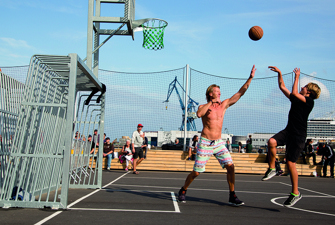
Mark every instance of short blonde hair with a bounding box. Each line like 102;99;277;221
306;83;321;99
206;84;220;102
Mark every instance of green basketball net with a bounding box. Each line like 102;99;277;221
142;19;168;50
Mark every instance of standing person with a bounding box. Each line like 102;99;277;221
319;143;334;178
187;135;199;160
262;66;321;207
177;65;256;206
247;135;252;145
246;135;253;153
142;133;148;159
132;124;145;174
103;137;115;170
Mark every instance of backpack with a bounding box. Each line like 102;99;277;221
118;155;125;164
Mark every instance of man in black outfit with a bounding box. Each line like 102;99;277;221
319;143;334;178
261;66;321;207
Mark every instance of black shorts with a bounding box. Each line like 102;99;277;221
272;129;305;163
133;147;143;159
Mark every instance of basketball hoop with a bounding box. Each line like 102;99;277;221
141;19;168;50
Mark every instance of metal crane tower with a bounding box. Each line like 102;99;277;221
163;77;199;131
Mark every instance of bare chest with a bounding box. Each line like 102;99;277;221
205;106;224;121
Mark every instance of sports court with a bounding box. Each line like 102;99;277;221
0;170;334;225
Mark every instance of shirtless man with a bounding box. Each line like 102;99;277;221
177;65;256;206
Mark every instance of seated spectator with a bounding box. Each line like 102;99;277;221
103;137;115;170
73;131;84;151
301;139;316;165
238;142;244;153
93;129;99;147
226;139;232;153
187;135;199;160
122;140;133;171
89;135;97;154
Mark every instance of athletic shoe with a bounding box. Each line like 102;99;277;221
262;168;277;181
283;193;302;207
125;168;128;171
178;187;187;203
107;167;110;170
228;193;244;206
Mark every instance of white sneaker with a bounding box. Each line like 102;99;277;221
107;167;110;170
262;168;277;181
283;193;302;207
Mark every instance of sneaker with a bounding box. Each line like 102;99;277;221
283;193;302;207
228;193;244;206
262;168;277;181
178;187;187;203
187;157;191;160
107;167;110;170
125;168;128;171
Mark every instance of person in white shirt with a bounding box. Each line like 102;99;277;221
131;124;145;174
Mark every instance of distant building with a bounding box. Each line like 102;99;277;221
307;118;335;141
247;133;275;147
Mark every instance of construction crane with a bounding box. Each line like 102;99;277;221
163;76;199;131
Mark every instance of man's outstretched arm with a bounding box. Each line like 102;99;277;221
291;67;307;103
226;65;256;108
269;66;290;99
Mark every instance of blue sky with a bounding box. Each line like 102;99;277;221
1;0;335;80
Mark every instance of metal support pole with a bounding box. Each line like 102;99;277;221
86;0;94;72
183;64;189;152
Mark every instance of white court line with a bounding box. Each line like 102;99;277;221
110;183;288;196
121;176;278;184
35;172;130;225
279;182;335;197
67;208;179;213
268;181;335;217
70;191;180;213
171;192;180;213
271;196;335;217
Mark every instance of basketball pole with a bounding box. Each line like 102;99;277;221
183;64;190;152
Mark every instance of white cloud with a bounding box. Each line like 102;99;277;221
309;72;317;77
0;38;34;49
300;76;331;101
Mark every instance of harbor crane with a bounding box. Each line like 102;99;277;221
163;76;199;131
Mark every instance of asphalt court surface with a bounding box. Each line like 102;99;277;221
1;170;334;225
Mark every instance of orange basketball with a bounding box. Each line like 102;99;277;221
248;26;263;41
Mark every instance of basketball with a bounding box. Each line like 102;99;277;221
248;26;263;41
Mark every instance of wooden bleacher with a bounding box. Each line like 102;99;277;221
91;148;324;177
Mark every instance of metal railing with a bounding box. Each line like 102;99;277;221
0;54;105;209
